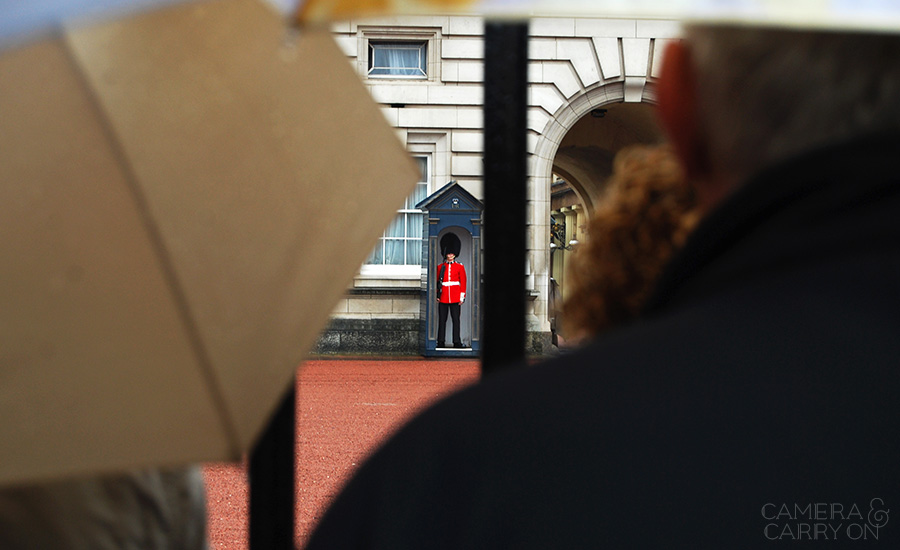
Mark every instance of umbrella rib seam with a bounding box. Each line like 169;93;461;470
61;34;243;459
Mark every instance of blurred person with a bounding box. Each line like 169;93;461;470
562;144;701;341
306;24;900;548
0;467;207;549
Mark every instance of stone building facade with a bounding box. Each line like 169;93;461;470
315;15;677;355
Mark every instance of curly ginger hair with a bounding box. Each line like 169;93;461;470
562;145;702;339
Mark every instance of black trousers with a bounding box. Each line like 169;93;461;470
437;302;461;347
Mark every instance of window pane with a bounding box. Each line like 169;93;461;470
366;241;384;265
415;156;428;180
384;239;405;265
369;42;426;77
407;213;423;239
386;214;405;238
407;240;422;266
406;156;428;209
372;46;417;68
407;183;427;209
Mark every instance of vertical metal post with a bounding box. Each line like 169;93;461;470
482;21;529;375
249;385;296;550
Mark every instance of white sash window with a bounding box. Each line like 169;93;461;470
365;155;428;267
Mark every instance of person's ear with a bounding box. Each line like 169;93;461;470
657;41;710;182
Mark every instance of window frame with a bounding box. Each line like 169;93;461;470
357;27;441;83
368;41;428;79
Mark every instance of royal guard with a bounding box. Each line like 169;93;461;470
436;234;467;348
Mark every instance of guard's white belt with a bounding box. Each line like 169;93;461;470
442;281;460;286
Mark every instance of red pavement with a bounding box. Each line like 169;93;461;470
203;357;481;550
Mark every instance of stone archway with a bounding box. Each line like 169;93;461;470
554;102;664;206
527;86;665;349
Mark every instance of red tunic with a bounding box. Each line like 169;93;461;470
437;261;467;304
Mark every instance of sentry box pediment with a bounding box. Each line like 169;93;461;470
416;181;483;214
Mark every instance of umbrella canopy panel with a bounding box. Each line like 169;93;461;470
1;34;231;486
0;0;420;486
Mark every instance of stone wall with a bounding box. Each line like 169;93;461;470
314;317;421;355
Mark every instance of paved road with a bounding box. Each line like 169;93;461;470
204;357;480;549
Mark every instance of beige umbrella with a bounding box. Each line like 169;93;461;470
0;0;420;487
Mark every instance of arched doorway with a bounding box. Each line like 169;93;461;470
553;103;664;209
532;93;666;349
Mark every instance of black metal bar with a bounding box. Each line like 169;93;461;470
249;384;296;550
482;21;529;375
